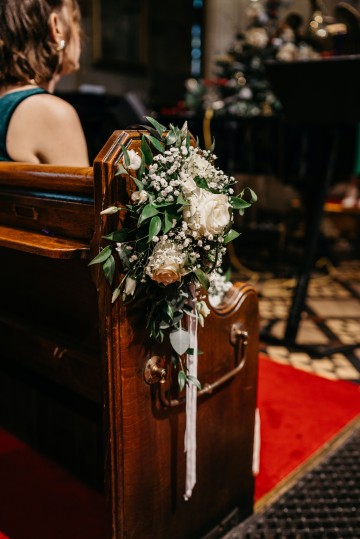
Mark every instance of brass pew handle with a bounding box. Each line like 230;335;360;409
143;323;248;408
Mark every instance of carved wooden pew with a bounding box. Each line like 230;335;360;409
0;131;259;539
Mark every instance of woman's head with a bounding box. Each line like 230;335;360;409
0;0;82;86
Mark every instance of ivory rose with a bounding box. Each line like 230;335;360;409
151;264;182;285
147;240;186;286
184;190;230;237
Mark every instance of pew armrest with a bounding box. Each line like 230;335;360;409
0;225;90;258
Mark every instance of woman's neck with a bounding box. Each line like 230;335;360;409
0;76;59;96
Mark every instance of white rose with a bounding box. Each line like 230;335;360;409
131;190;148;204
126;149;142;171
184;191;230;237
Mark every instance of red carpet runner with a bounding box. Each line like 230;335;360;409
1;356;360;538
255;356;360;501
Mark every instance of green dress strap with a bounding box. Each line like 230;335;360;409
0;88;47;162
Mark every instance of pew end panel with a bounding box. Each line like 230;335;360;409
93;131;260;538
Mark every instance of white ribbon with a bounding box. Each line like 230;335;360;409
184;294;198;501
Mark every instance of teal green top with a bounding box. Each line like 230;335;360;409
0;88;47;162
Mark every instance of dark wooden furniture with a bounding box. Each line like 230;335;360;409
0;131;259;539
264;55;360;353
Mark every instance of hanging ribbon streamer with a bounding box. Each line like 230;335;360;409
184;292;198;501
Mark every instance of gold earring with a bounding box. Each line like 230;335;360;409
56;39;66;51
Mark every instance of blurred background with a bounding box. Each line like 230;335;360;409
57;0;360;276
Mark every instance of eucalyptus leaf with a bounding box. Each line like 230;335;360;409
194;268;210;290
102;229;129;241
120;144;130;167
116;244;130;269
138;152;146;179
145;116;167;136
145;134;165;153
241;187;258;203
230;197;252;210
115;163;128;176
132;176;144;192
164;210;175;234
187;374;201;390
223;229;240;244
176;192;187;205
178;370;186;393
138;204;159;225
103;254;115;285
88;245;112;266
140;136;153;165
170;328;190;355
148;215;162;242
194;176;210;190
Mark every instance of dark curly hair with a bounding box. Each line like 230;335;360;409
0;0;81;85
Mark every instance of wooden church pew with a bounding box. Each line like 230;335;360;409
0;131;259;539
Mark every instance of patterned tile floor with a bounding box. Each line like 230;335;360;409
250;260;360;383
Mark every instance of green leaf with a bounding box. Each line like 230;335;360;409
120;144;130;167
132;176;144;192
141;136;153;165
194;176;209;190
102;229;129;241
224;267;232;282
116;244;130;269
163;210;176;233
115;163;128;176
208;138;216;152
145;116;167;136
138;152;146;179
187;374;201;390
138;204;159;225
176;192;187;205
148;215;162;242
103;254;115;285
170;328;190;355
145;134;165;153
162;301;174;322
230;197;252;210
88;245;112;266
241;187;258;203
223;229;240;244
100;206;121;215
194;268;210;290
178;370;186;392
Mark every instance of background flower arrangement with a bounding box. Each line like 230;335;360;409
185;0;320;118
90;117;256;390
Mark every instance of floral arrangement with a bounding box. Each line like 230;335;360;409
90;117;256;390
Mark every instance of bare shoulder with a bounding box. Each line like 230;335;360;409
8;93;90;166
